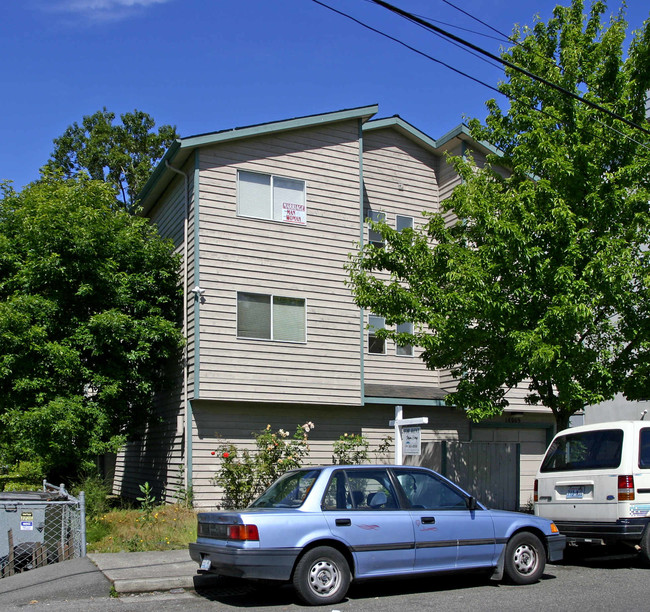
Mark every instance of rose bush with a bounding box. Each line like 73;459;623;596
212;423;314;509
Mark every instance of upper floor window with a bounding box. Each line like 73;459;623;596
368;315;386;354
396;215;414;232
237;292;306;342
396;321;414;357
238;170;306;224
366;211;385;248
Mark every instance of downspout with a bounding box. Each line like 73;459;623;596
165;160;190;492
189;150;202;487
358;118;365;406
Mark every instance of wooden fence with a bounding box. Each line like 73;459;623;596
405;441;520;511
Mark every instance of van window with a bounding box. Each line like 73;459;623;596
640;428;650;469
540;429;623;472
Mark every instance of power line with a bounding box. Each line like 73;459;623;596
437;0;513;45
368;0;650;138
311;0;650;152
311;0;503;97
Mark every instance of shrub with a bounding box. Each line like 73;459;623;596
213;422;314;509
332;433;369;464
71;472;112;518
0;460;45;492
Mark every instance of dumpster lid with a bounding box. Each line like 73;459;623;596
0;490;66;502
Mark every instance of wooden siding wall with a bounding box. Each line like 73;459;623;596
113;168;192;502
195;121;363;405
191;400;469;509
361;128;443;389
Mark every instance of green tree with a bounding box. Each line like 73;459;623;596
0;175;184;479
46;108;178;211
347;0;650;430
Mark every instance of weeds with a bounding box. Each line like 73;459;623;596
86;503;197;553
136;481;156;524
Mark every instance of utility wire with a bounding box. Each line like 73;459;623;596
368;0;650;138
437;0;513;44
311;0;503;97
312;0;650;153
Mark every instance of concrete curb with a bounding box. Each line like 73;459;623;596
87;550;220;594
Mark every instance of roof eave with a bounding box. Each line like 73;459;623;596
138;105;379;214
363;116;501;158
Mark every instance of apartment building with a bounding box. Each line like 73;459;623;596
112;105;555;508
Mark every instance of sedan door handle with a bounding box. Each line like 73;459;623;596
335;518;352;526
421;517;436;524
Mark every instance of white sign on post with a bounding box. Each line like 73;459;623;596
402;426;421;455
390;406;428;465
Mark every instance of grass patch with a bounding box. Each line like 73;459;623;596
87;503;197;553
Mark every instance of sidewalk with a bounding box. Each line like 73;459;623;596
87;549;219;593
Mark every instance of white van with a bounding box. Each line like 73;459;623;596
534;420;650;561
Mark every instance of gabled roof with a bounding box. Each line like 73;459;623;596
138;105;501;213
363;114;500;157
138;104;379;211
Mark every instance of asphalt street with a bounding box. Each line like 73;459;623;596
0;547;647;611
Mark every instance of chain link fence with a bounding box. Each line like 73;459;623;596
0;482;86;578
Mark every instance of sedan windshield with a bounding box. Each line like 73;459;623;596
249;469;320;508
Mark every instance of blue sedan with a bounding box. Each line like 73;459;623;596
190;465;565;605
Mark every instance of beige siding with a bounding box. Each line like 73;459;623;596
114;168;192;501
190;400;469;509
113;382;186;503
148;176;186;248
361;128;443;389
195;121;362;405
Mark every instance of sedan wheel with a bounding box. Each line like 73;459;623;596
504;532;546;585
293;546;351;605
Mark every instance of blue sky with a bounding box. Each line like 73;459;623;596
2;0;648;192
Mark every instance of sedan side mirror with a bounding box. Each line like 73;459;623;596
467;496;478;511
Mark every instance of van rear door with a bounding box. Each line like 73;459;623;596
635;427;650;518
536;428;624;523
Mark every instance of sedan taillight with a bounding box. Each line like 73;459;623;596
228;524;259;541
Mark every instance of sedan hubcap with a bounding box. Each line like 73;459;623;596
513;543;538;575
309;560;340;596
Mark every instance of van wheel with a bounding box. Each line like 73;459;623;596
292;546;350;605
640;524;650;566
504;532;546;584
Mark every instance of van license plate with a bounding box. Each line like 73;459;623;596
200;559;212;570
567;486;584;499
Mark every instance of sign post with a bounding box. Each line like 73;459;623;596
389;405;428;465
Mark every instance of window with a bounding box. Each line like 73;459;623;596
396;321;414;356
238;170;306;224
366;210;385;247
396;215;413;232
368;315;385;354
237;292;306;342
540;429;623;472
640;428;650;469
322;469;398;510
395;469;469;510
250;469;320;508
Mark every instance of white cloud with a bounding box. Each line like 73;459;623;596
41;0;173;23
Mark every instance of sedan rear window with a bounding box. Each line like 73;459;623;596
249;469;320;508
540;429;623;472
